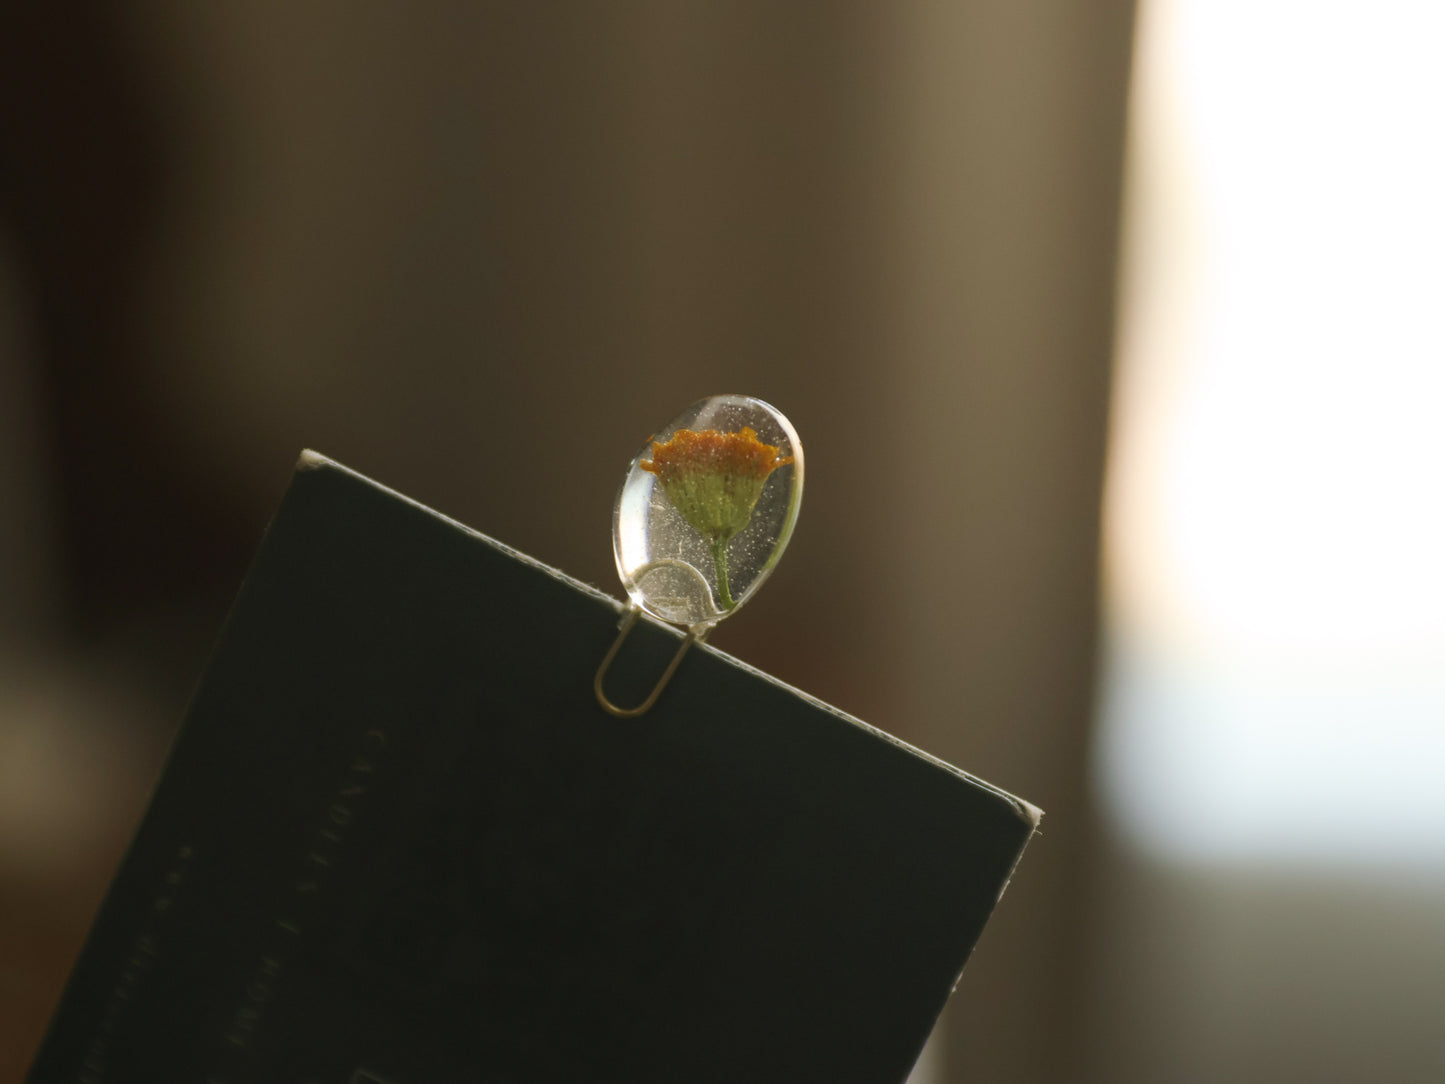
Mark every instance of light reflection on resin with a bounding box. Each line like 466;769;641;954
613;395;803;629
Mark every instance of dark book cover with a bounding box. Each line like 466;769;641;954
29;453;1040;1084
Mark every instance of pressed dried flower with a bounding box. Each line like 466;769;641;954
642;426;794;608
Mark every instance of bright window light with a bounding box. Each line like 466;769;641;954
1099;0;1445;867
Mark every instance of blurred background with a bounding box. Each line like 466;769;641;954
1;2;1440;1081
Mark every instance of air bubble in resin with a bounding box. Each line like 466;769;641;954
613;395;803;630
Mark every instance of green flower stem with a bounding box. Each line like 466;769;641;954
711;538;735;610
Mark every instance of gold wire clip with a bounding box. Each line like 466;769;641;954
594;607;710;718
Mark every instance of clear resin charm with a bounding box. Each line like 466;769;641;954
613;395;803;630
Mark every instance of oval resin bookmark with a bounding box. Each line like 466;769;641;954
616;395;803;628
596;394;803;716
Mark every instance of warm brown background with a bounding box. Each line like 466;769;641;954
0;4;1134;1081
